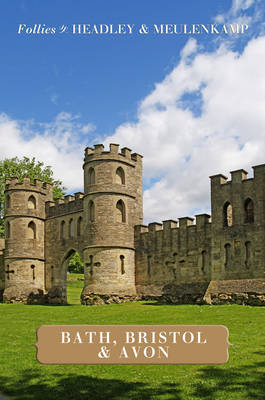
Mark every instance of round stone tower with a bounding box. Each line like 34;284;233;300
3;177;53;303
81;143;143;304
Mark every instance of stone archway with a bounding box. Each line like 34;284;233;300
61;249;77;303
66;250;84;304
47;248;84;304
62;248;84;304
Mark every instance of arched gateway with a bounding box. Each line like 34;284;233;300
55;248;83;304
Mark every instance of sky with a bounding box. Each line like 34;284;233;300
0;0;265;223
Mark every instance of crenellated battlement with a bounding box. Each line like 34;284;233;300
84;143;142;165
135;214;211;236
210;163;265;228
5;177;53;195
136;215;212;270
210;164;265;186
46;192;84;218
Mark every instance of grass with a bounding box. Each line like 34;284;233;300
66;273;84;304
0;277;264;399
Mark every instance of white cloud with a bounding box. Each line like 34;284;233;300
105;34;265;223
231;0;256;15
180;38;198;61
215;0;264;31
0;112;97;193
81;123;96;135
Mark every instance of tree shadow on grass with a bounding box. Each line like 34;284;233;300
0;353;264;400
191;350;265;400
0;370;182;400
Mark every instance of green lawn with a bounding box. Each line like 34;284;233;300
0;278;264;400
67;273;84;304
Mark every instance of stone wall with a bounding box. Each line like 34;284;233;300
210;166;265;281
135;165;265;304
204;279;265;306
135;214;212;297
46;193;84;218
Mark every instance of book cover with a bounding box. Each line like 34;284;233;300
0;1;264;399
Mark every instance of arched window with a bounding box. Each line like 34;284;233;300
6;221;10;238
69;219;74;238
77;216;83;236
88;201;95;222
115;167;125;185
88;167;95;185
116;199;126;223
28;195;36;210
224;243;231;268
31;265;36;280
6;194;11;209
223;202;233;227
244;198;254;223
120;255;125;274
60;220;65;239
27;221;36;239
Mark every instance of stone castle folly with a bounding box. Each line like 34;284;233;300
0;143;265;306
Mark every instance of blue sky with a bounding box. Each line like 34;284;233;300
0;0;230;131
0;0;265;222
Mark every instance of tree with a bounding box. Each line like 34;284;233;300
0;156;66;237
68;252;84;274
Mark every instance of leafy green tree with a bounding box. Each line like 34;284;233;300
0;156;66;237
68;252;84;274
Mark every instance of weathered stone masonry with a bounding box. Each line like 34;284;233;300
0;144;265;305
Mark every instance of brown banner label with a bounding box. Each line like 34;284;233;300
35;325;231;364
